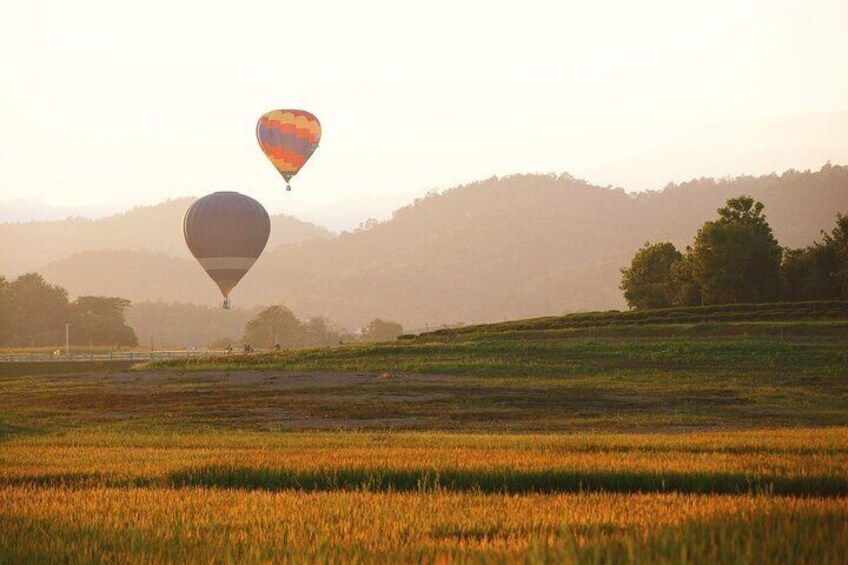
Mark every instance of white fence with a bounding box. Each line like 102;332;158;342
0;349;265;363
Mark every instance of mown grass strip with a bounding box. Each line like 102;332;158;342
417;300;848;338
161;466;848;497
7;467;847;496
6;465;845;497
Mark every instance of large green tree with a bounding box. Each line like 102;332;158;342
823;213;848;296
243;305;303;349
691;196;783;304
782;213;848;300
242;306;340;349
0;276;10;345
4;273;69;346
69;296;138;346
362;318;404;342
620;242;683;310
300;317;338;347
668;249;702;307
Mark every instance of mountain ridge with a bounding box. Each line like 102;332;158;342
0;197;333;276
29;164;848;328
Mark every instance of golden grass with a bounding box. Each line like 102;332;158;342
1;488;846;563
3;428;846;483
2;429;847;562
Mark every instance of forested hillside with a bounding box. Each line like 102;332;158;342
242;165;848;327
24;165;848;328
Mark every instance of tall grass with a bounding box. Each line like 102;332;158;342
1;488;845;564
3;429;847;495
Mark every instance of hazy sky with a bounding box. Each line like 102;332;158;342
1;0;846;219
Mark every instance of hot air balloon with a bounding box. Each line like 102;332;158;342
183;192;270;309
256;109;321;191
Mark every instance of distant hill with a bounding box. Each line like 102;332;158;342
39;250;212;305
27;164;848;329
0;199;115;223
0;197;332;276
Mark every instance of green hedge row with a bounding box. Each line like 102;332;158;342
409;300;848;338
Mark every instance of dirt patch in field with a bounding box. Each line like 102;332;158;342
5;370;469;430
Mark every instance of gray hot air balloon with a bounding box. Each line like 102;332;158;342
183;192;270;309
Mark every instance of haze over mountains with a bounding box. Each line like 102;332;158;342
3;112;846;232
5;163;846;331
0;198;331;277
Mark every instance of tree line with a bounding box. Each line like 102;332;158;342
128;302;404;349
241;305;403;349
620;196;847;309
0;273;138;347
0;272;404;350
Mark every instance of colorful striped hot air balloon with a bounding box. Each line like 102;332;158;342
256;109;321;191
183;192;271;309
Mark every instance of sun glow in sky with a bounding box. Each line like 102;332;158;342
1;0;846;220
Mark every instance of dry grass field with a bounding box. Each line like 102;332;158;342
2;321;847;563
1;429;847;563
2;488;846;563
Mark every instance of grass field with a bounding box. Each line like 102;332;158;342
2;319;847;562
413;300;848;336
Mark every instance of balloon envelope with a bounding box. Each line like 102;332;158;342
183;192;270;300
256;109;321;185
